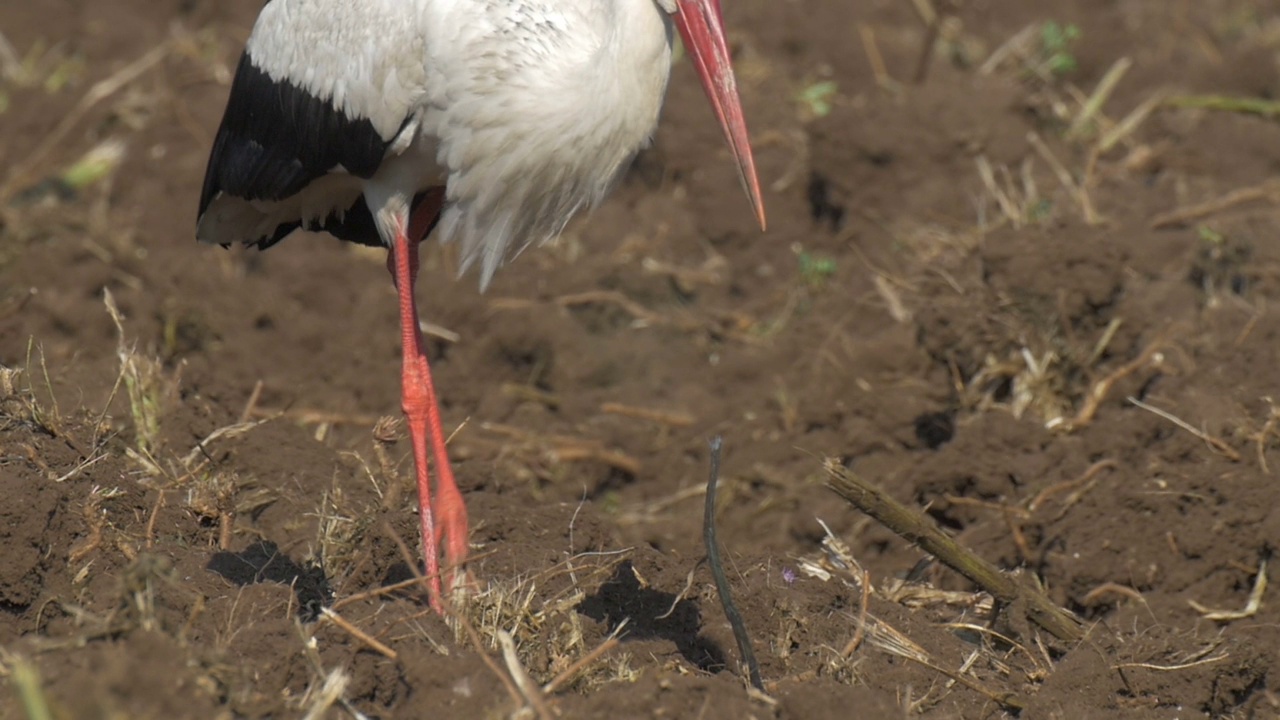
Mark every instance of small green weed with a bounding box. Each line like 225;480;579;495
1040;21;1081;76
797;249;837;290
797;81;838;118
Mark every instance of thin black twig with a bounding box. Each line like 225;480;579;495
703;436;763;690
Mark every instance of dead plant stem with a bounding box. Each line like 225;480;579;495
823;460;1084;643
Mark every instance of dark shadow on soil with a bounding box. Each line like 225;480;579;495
380;561;438;606
575;561;727;672
207;541;333;621
383;561;418;588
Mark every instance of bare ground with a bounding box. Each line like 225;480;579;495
4;0;1280;717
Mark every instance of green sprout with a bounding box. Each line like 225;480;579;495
1197;225;1225;246
1027;199;1053;223
797;81;838;118
1040;21;1081;76
797;250;837;290
60;139;125;192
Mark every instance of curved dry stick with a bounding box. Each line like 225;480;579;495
704;437;764;690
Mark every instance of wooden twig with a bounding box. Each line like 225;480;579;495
859;24;895;91
1249;402;1280;474
180;419;268;467
839;568;873;658
1149;181;1279;229
328;549;498;612
331;577;421;611
299;668;350;720
1098;90;1166;153
458;614;525;711
246;406;382;426
498;630;554;720
1188;556;1267;620
549;446;643;475
823;460;1084;643
1067;57;1132;140
1027;131;1098;224
239;380;264;424
1113;654;1230;672
600;402;695;427
704;437;764;690
1127;397;1241;461
1057;339;1164;432
910;0;939;84
543;620;628;694
656;564;700;620
144;489;165;549
1164;94;1280;118
1028;459;1118;512
975;155;1022;226
218;509;234;550
418;319;460;343
908;656;1026;711
979;23;1038;75
1081;582;1146;607
319;608;397;660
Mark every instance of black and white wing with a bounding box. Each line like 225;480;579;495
196;0;429;248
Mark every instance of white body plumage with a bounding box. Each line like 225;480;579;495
197;0;676;288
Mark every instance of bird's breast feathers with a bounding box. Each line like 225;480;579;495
424;0;675;285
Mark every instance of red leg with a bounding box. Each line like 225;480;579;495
388;202;468;613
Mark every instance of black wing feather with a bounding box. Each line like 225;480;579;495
197;51;406;247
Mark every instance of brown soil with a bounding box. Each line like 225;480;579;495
3;0;1280;717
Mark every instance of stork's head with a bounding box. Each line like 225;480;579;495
664;0;766;230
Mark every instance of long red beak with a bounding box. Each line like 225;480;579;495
675;0;767;230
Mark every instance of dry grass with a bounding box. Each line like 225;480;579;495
0;349;58;439
5;4;1280;717
104;289;178;455
461;549;638;692
796;517;1029;712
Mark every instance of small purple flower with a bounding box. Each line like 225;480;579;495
781;566;797;586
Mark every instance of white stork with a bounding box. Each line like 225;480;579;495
197;0;765;612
